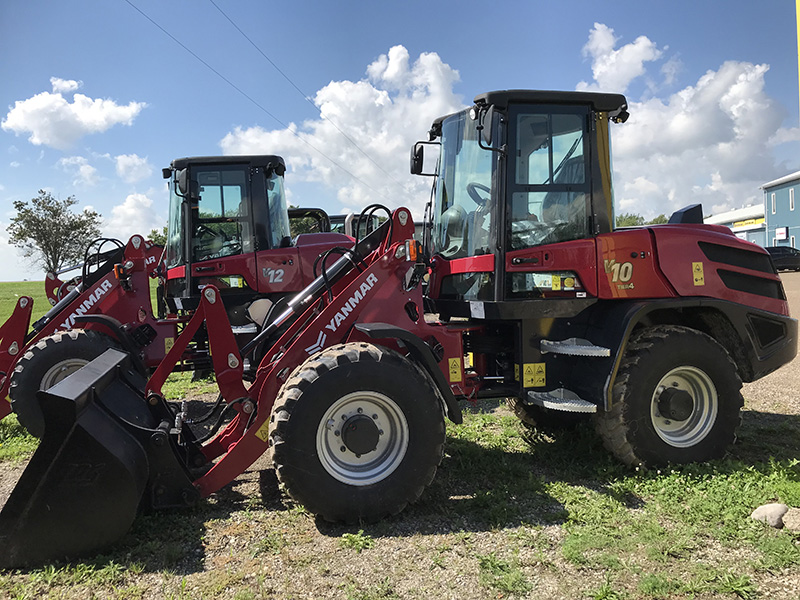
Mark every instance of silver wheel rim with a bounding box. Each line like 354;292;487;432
40;358;89;389
316;391;409;486
650;366;718;447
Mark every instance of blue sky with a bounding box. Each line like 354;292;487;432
1;0;798;281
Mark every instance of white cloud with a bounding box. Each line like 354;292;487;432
57;156;100;187
104;193;165;241
612;60;786;218
50;77;81;94
115;153;153;184
578;23;663;93
1;80;146;150
219;45;462;218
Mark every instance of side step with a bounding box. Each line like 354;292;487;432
540;338;610;357
527;388;597;413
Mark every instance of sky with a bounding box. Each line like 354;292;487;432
1;0;799;281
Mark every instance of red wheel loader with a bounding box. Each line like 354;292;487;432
0;90;794;568
0;155;352;437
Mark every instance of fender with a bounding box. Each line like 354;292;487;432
354;322;462;424
592;298;798;410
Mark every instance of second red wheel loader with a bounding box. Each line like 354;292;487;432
0;90;794;568
0;155;352;437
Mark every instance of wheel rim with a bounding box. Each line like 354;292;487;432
650;366;718;447
316;391;409;486
40;358;89;389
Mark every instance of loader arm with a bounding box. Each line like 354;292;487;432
189;207;465;497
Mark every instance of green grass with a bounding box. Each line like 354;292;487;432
0;280;50;325
0;396;798;598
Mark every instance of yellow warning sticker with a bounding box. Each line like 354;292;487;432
551;275;561;291
164;337;175;354
514;364;520;381
692;262;705;286
254;421;271;443
448;357;462;383
523;362;546;388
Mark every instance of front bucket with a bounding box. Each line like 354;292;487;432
0;348;198;569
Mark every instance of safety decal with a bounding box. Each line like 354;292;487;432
164;337;175;353
514;364;520;381
523;362;546;388
448;357;462;383
551;275;561;291
692;262;705;286
254;421;271;444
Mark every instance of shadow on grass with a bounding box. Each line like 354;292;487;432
7;403;798;573
315;402;800;541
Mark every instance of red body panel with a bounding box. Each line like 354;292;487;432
650;225;788;315
595;229;676;299
506;239;600;298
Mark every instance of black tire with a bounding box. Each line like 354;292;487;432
594;325;743;467
269;342;445;522
507;397;590;434
9;329;119;438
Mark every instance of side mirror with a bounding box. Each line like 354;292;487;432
177;169;189;196
410;141;438;176
410;143;425;175
481;105;494;146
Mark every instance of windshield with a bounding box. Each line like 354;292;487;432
432;111;495;259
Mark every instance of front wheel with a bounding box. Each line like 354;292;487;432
595;325;743;467
269;343;445;522
9;329;120;437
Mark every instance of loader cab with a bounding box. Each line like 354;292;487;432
413;90;628;315
163;155;291;313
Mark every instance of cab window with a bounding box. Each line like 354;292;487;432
508;108;591;250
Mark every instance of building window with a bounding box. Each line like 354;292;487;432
791;189;795;211
772;192;776;214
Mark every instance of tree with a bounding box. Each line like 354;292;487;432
148;226;168;246
7;190;102;273
616;212;645;227
615;212;670;228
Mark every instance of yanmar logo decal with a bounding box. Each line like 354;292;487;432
305;273;379;356
59;278;114;329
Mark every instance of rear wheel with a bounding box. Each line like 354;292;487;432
10;329;119;437
269;342;445;522
595;325;743;467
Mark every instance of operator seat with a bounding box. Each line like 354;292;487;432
439;204;468;258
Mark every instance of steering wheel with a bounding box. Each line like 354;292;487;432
196;224;229;241
466;182;491;206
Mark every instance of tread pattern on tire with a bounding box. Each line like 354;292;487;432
269;342;445;523
594;324;743;467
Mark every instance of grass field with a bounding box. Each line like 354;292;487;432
0;386;797;599
0;280;50;325
0;281;799;599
